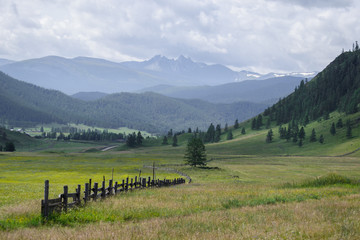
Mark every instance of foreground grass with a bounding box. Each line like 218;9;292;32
1;149;360;239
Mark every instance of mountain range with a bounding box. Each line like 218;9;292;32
0;55;316;95
0;71;267;133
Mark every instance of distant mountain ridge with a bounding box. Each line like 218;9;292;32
138;76;305;104
0;55;317;94
0;71;267;133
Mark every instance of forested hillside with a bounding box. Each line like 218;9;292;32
264;49;360;125
0;72;267;133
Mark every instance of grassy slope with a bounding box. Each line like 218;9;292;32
1;111;360;238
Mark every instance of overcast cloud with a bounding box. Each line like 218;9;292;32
0;0;359;73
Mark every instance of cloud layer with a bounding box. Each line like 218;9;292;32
1;0;359;73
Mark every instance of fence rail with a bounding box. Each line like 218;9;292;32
41;176;186;218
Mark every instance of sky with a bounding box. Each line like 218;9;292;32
0;0;359;73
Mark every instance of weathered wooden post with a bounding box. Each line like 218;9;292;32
89;179;92;196
101;181;106;199
84;183;89;203
135;176;138;189
42;180;49;218
147;177;151;187
122;179;125;192
63;185;68;213
125;177;129;191
130;178;134;190
76;184;81;205
93;182;98;201
109;179;113;196
114;181;118;194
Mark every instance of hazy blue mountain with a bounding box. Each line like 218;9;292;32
139;76;305;104
0;58;15;66
71;91;108;101
0;71;267;133
0;55;317;95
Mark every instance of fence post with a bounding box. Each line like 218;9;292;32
84;183;89;203
63;186;68;213
42;180;49;218
130;178;134;190
125;177;129;191
135;176;138;189
109;179;113;196
122;179;125;192
89;179;92;197
77;184;81;205
114;181;118;194
94;182;98;201
102;181;106;199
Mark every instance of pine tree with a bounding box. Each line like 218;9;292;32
224;123;228;132
286;127;292;142
330;123;336;135
298;127;305;140
234;119;239;129
251;118;256;130
256;115;263;130
172;135;178;147
188;128;192;133
184;138;207;167
298;139;303;147
241;127;246;135
136;131;143;146
227;130;233;140
319;134;324;144
266;129;273;143
214;124;221;142
310;128;317;142
162;136;168;145
0;145;2;151
205;123;215;143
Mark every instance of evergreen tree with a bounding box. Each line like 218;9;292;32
298;139;303;147
298;127;305;140
256;115;263;130
266;129;273;143
4;142;15;152
234;119;239;129
40;126;44;132
227;130;233;140
310;128;317;142
0;145;2;151
251;118;257;130
184;138;207;167
330;123;336;135
319;134;324;144
168;129;173;137
205;123;215;142
126;132;137;147
224;123;228;132
214;124;221;142
241;127;246;135
162;136;168;145
172;135;178;147
136;131;143;146
188;128;192;133
336;118;343;128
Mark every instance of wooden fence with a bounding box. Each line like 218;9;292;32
41;176;186;218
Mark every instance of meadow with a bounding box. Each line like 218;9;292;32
1;111;360;239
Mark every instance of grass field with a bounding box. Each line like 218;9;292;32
1;111;360;239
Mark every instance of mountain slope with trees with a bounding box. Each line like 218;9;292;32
264;47;360;125
0;72;266;133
